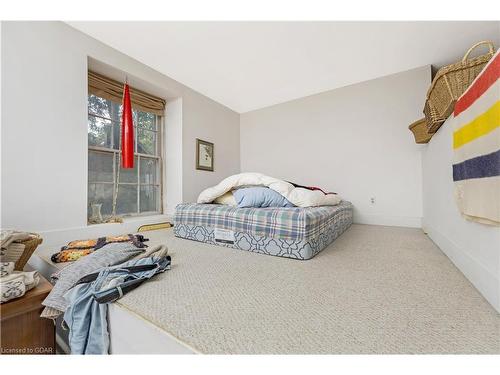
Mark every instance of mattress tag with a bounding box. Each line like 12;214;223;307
214;228;235;244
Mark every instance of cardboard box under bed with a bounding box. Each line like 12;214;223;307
174;201;353;260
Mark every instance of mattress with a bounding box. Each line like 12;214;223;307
174;200;353;260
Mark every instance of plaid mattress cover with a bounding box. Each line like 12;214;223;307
174;201;353;241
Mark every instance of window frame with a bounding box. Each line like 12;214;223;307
87;94;164;220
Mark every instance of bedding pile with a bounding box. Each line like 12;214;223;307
198;172;342;208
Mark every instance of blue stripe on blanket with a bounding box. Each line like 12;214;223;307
452;149;500;181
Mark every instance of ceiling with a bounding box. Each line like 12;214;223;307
68;21;500;113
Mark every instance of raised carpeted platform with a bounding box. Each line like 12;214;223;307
114;224;499;354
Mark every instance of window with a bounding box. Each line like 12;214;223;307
87;94;163;220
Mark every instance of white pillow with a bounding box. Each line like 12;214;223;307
214;191;237;206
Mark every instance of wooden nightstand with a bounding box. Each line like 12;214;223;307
1;273;55;355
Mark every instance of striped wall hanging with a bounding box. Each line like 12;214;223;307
452;49;500;226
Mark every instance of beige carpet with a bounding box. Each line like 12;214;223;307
115;225;497;353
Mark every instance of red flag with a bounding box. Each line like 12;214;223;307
121;83;134;168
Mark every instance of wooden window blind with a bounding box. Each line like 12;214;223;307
88;71;166;116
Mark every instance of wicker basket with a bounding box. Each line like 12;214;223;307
14;234;43;271
409;118;433;144
424;100;448;133
425;41;495;133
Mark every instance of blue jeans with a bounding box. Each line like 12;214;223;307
63;255;170;354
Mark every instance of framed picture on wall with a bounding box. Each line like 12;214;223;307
196;139;214;171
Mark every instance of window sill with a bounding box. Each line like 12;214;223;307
87;213;172;228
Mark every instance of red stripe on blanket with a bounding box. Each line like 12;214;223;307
454;52;500;117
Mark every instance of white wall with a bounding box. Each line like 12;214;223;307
1;21;240;245
181;89;240;204
164;98;183;215
422;117;500;312
240;67;431;227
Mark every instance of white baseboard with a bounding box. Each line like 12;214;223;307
354;213;422;228
424;224;500;313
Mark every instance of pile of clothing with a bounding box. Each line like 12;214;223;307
42;234;171;354
50;234;148;263
1;230;40;303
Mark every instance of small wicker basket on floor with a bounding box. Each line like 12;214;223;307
409;118;433;144
14;234;43;271
425;41;495;133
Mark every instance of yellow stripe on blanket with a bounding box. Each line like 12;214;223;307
453;101;500;149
